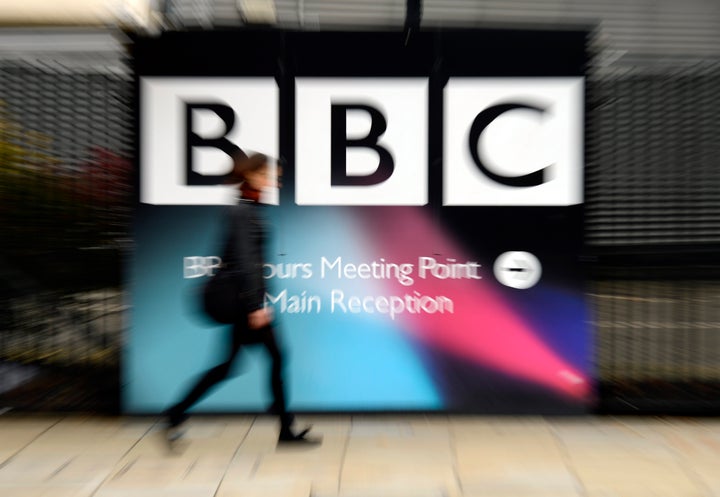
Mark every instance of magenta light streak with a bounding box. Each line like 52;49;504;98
358;207;590;401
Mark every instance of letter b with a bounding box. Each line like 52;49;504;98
140;77;278;205
296;78;428;206
185;103;237;186
330;104;394;186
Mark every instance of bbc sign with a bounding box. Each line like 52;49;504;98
140;76;583;207
130;30;593;415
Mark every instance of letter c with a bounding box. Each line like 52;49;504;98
468;103;549;188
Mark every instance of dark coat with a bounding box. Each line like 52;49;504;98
219;199;267;313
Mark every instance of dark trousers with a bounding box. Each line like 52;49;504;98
168;322;293;430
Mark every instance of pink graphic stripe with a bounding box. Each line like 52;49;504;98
358;207;590;400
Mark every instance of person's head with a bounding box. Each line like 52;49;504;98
227;147;274;191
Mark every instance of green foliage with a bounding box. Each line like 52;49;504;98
0;101;131;289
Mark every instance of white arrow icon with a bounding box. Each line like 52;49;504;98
493;251;542;289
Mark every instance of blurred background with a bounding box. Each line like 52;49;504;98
1;0;719;415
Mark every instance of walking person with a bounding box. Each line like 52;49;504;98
164;147;314;445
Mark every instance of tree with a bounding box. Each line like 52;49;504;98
0;101;132;289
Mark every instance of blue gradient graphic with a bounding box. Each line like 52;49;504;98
125;202;591;413
125;205;441;413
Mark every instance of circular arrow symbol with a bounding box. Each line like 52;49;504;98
493;251;542;289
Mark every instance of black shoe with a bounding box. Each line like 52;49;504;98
163;410;188;443
278;426;319;444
